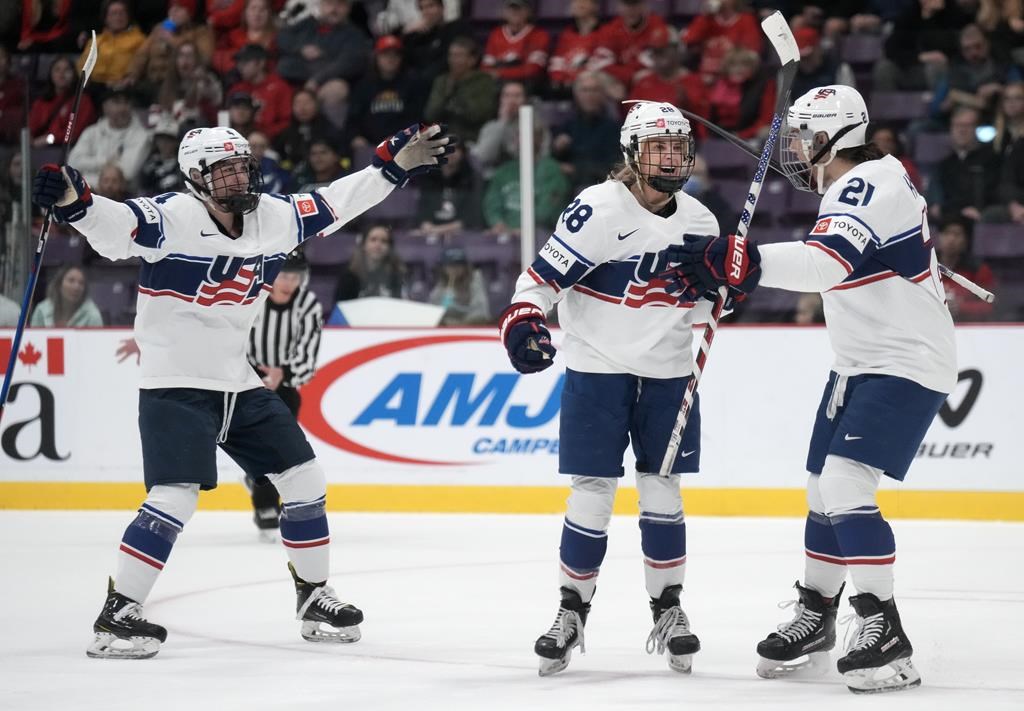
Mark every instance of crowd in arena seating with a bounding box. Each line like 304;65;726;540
1;0;1022;328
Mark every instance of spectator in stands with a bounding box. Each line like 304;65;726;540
401;0;472;86
334;223;408;301
69;88;151;186
347;35;426;150
629;42;708;126
96;163;129;202
552;71;620;188
0;292;19;328
548;0;602;98
790;26;856;101
429;246;490;325
589;0;672;95
936;24;1021;120
277;0;371;127
928;106;1000;221
293;137;349;192
794;293;825;324
681;0;762;85
139;115;184;196
126;0;215;102
868;124;924;190
157;40;223;128
80;0;146;90
206;0;287;31
424;36;499;143
875;0;975;92
213;0;279;75
707;47;775;141
977;0;1024;65
228;44;294;139
417;142;482;237
985;80;1024;222
936;216;995;320
30;266;103;328
0;46;25;144
30;56;97;148
788;1;887;41
377;0;460;35
472;81;541;176
226;91;258;137
274;88;344;171
247;129;291;194
482;0;551;90
484;121;571;235
683;154;736;237
18;0;76;52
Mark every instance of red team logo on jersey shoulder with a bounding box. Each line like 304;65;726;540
812;217;832;234
296;197;319;216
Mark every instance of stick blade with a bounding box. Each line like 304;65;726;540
82;30;98;83
761;11;800;66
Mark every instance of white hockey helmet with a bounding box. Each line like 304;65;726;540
620;100;695;194
780;84;869;194
178;126;263;214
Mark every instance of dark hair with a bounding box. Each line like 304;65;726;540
102;0;133;24
350;223;406;282
46;265;88;324
866;123;906;157
939;214;974;240
835;142;885;165
42;56;76;101
449;36;480;57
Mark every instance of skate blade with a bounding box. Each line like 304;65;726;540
86;632;160;660
667;653;693;674
756;651;831;680
300;621;361;643
845;657;921;694
538;649;572;677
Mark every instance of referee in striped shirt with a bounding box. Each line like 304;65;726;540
245;250;323;540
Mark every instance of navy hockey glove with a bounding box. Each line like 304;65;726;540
373;123;457;188
662;234;761;302
499;302;556;374
32;163;92;223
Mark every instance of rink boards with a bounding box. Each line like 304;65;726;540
1;325;1022;520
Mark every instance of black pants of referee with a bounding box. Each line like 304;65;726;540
247;386;301;530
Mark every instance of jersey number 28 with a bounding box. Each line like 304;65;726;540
560;199;593;233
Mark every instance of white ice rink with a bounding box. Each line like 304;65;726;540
2;511;1022;711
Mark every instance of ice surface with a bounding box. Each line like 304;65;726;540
2;511;1022;711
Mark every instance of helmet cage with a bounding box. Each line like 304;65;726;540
625;133;696;194
186;155;263;215
780;121;864;195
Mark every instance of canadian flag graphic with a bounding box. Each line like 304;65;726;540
0;337;65;376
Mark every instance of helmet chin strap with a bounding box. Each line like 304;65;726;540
804;122;861;195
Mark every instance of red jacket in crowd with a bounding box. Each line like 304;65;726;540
629;69;709;137
682;11;763;80
483;24;551;83
29;92;97;146
548;23;602;86
227;74;294;139
589;14;672;87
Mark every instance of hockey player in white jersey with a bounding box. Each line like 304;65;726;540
499;101;722;676
665;85;956;693
31;123;453;659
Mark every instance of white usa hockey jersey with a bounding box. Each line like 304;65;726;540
510;179;720;378
69;167;395;391
759;155;957;394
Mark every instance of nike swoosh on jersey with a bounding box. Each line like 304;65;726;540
200;230;220;237
680;449;696;457
617;229;639;240
844;434;863;441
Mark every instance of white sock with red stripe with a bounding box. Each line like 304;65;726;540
114;483;199;603
638;473;687;598
270;459;330;583
558;476;616;602
819;456;895;600
803;474;847;597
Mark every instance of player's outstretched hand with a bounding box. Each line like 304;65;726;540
373;123;458;188
32;163;92;223
499;302;556;374
662;234;761;302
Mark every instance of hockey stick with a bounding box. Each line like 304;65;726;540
0;31;98;423
658;12;800;476
681;109;997;304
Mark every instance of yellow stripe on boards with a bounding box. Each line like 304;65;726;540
1;483;1022;521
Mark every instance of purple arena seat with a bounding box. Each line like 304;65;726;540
470;1;505;21
840;34;883;65
365;187;420;222
912;132;951;167
42;233;86;267
869;92;930;122
538;0;573;20
303;233;357;266
973;224;1024;259
700;139;752;176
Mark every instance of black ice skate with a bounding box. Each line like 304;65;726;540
756;581;843;679
535;587;590;676
645;584;700;673
289;562;363;643
86;579;167;660
837;593;920;694
245;475;281;543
